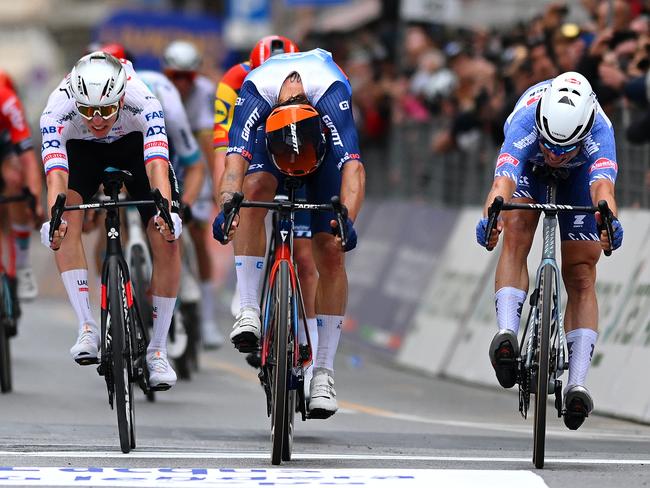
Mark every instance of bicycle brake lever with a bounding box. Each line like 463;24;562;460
597;200;614;257
49;193;67;243
222;192;244;243
152;188;175;237
330;196;348;249
485;196;504;251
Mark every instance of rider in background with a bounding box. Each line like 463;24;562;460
0;71;43;300
162;40;224;349
212;36;319;386
476;71;622;430
214;48;366;419
40;52;181;389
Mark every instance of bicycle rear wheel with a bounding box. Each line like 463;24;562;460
270;261;290;465
0;275;12;393
533;265;552;469
108;261;136;453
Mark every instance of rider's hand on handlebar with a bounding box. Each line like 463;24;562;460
476;216;503;249
40;220;67;250
330;217;357;252
212;210;239;244
595;212;623;252
154;212;182;241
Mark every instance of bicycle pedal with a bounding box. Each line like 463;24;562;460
232;333;259;353
307;408;335;420
150;383;172;392
75;356;99;366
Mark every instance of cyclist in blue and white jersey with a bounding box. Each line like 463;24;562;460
476;71;623;430
213;48;366;419
162;40;223;348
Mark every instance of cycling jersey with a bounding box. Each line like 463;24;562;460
137;70;201;175
0;84;33;156
213;62;250;150
40;61;169;176
495;79;618;186
184;74;215;133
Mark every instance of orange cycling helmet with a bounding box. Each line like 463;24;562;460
265;104;326;176
250;35;299;69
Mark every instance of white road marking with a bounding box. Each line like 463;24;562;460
0;467;549;487
0;451;647;465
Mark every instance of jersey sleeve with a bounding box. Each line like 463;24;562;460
586;113;618;185
213;63;249;150
0;88;32;153
314;81;361;170
40;110;68;175
160;83;201;167
140;97;170;165
494;103;539;183
226;81;271;163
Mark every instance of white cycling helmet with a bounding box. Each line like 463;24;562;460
535;71;597;147
69;51;126;106
162;40;201;71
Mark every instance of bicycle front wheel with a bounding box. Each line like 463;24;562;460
533;264;553;469
108;261;136;453
0;275;12;393
270;261;290;465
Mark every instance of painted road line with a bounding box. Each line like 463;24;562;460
0;468;548;487
0;451;648;465
204;358;650;443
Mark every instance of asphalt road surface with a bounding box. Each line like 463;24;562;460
0;298;649;487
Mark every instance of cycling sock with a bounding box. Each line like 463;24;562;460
298;317;319;357
495;287;527;335
61;269;97;333
199;280;216;323
11;224;31;270
566;328;598;387
314;314;343;372
148;295;176;353
235;255;264;314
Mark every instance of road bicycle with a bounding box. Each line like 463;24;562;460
485;167;615;469
48;168;175;453
0;188;35;393
223;178;348;465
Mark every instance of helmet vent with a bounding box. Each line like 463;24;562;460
558;96;575;106
80;78;88;97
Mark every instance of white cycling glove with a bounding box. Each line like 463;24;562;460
40;220;67;249
155;212;182;240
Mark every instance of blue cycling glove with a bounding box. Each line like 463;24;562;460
610;217;623;250
476;217;489;248
212;211;226;244
335;217;357;252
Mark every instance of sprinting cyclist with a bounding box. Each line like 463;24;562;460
40;52;181;389
476;71;622;430
0;72;43;300
162;40;223;348
212;36;320;386
214;48;366;418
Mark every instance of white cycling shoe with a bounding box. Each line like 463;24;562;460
70;324;100;365
230;307;261;353
17;267;38;301
308;368;338;419
147;350;177;391
201;319;225;349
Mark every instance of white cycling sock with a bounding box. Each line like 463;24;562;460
495;287;527;335
11;224;31;270
566;328;598;388
61;269;97;333
298;317;319;358
148;295;176;353
199;280;217;324
315;314;343;372
235;255;264;314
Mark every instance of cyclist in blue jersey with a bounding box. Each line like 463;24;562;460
213;49;366;419
476;71;623;431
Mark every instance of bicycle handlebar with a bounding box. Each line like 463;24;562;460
485;196;616;256
48;189;175;244
222;192;349;249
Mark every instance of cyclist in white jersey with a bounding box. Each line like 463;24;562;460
39;52;181;389
162;40;223;348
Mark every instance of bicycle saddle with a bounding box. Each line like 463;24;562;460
102;167;133;196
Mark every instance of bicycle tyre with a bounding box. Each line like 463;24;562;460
533;264;552;469
108;261;136;453
270;261;290;465
0;276;12;393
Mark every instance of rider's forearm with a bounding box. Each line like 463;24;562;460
482;176;517;217
181;163;204;206
45;170;68;218
19;149;43;201
590;179;618;216
340;160;365;222
218;153;247;209
145;158;173;208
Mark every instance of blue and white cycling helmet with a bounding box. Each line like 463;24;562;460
535;71;597;147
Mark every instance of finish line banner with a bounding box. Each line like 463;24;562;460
0;467;547;487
